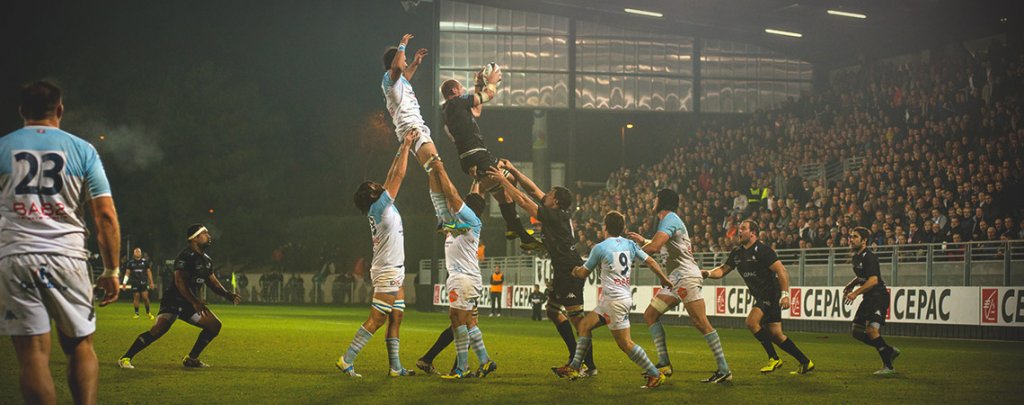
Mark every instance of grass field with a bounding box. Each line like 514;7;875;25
2;303;1024;404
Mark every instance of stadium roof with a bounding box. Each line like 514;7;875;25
462;0;1022;68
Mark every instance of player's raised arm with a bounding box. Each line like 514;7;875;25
383;130;416;199
487;166;538;218
403;48;428;82
471;67;501;107
428;160;463;213
626;231;669;255
388;34;414;82
502;160;545;201
91;196;121;306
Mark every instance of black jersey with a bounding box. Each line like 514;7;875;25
442;94;485;155
125;258;149;282
537;205;583;271
164;246;214;301
852;248;887;296
726;240;782;300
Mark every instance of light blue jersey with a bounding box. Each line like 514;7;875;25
657;212;701;278
584;236;648;301
367;190;404;271
444;203;482;277
382;71;429;141
0;126;111;260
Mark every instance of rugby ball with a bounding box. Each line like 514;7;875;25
482;62;501;83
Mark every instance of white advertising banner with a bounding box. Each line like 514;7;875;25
434;283;1022;327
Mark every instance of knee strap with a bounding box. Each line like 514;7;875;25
649;297;670;314
372;298;393;314
393;300;406;312
565;307;584;318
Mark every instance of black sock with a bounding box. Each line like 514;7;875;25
499;203;536;243
778;338;810;365
124;331;157;359
869;336;893;368
145;303;151;313
422;327;454;363
753;328;779;360
555;319;577;361
852;329;871;344
134;306;139;314
188;328;219;359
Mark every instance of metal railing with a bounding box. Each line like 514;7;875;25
423;240;1024;288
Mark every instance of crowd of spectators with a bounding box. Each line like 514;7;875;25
573;40;1024;257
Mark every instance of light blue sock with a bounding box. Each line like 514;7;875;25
386;338;402;370
704;330;730;374
629;344;660;377
649;321;670;365
570;336;591;369
468;326;491;364
343;326;373;364
431;192;453;223
454;325;470;372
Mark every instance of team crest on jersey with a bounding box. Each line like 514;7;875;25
448;289;459;303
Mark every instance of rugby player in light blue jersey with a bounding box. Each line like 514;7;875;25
381;33;456;233
552;211;671;389
338;131;418;378
422;159;496;380
0;81;122;404
625;189;732;383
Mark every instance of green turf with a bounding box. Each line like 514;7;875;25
3;304;1024;404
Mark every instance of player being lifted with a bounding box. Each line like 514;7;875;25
423;160;497;379
439;65;542;251
381;34;457;233
123;247;155;320
117;225;241;369
625;189;732;383
702;220;815;374
844;227;901;375
487;164;598;375
552;211;672;389
338;131;418;378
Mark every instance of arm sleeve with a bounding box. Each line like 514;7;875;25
725;249;738;269
864;253;881;279
369;190;394;221
83;144;112;199
632;241;649;262
655;216;676;238
583;244;602;271
758;245;780;265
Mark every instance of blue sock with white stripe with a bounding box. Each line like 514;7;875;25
454;325;470;372
343;326;373;365
704;330;730;374
468;326;491;364
649;321;670;365
431;192;453;223
386;338;403;370
629;344;660;377
569;336;591;370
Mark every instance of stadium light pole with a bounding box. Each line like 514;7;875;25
620;123;634;168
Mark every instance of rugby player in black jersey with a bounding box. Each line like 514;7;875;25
123;247;154;319
439;66;542;252
117;224;240;369
702;220;814;374
487;165;598;376
844;227;900;375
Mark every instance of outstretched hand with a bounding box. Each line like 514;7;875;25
413;48;428;64
400;33;414;46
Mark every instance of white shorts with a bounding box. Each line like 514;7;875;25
656;273;704;305
397;126;433;154
593;298;632;331
371;267;405;294
446;273;482;311
0;254;95;338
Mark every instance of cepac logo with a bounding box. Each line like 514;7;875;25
789;288;802;317
982;288;999;324
886;288;892;319
716;287;726;314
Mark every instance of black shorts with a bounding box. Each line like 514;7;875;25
158;296;202;326
853;294;890;327
130;282;149;293
459;150;500;180
548;273;585;308
752;294;783;324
